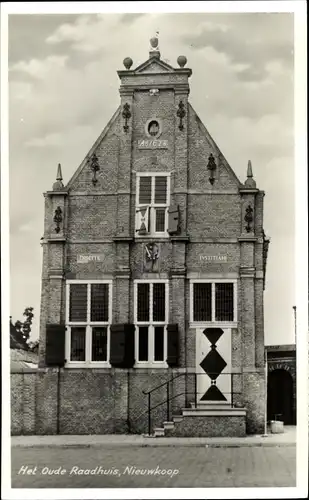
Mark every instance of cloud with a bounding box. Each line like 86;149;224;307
10;55;68;78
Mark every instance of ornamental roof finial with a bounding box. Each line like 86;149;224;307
53;163;64;190
244;160;256;188
149;32;160;58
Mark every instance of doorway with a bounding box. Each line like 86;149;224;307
195;327;231;404
267;369;294;424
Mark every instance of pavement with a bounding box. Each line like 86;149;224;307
11;425;296;448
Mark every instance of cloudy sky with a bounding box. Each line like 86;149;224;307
8;11;295;345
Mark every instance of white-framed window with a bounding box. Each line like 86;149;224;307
190;279;238;326
134;280;169;367
65;280;112;367
135;173;171;237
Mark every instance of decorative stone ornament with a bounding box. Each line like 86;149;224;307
145;242;159;262
176;101;186;131
123;57;133;70
149;89;159;96
177;55;187;68
244;204;254;232
53;206;63;233
88;153;100;186
207;153;217;185
122;103;131;133
150;34;159;50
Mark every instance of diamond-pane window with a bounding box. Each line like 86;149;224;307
153;283;165;322
136;174;169;235
91;284;109;322
70;327;86;361
92;327;107;361
69;284;87;322
137;283;150;322
135;281;168;364
193;283;211;321
67;281;111;365
215;283;234;321
154;326;164;361
138;326;149;361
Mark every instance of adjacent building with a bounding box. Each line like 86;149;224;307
38;37;270;436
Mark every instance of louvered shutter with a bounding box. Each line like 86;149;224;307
135;206;149;235
45;324;66;366
139;177;152;204
110;324;135;368
167;205;180;235
166;324;179;367
154;176;167;204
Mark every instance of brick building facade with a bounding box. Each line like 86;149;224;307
36;38;270;436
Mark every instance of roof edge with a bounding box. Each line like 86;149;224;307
66;106;121;189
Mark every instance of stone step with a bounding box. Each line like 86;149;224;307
190;402;232;409
163;421;175;430
153;427;165;437
172;415;184;423
182;407;246;417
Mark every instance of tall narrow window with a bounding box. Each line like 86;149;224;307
135;281;168;365
66;281;112;366
136;174;170;236
193;283;211;322
215;283;234;321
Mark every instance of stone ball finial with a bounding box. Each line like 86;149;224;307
123;57;133;70
177;55;187;68
150;36;159;50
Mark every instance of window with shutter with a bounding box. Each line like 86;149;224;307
136;173;170;237
134;280;169;366
65;280;112;367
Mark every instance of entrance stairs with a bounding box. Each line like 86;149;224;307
153;403;247;438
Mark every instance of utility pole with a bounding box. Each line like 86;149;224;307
293;306;297;344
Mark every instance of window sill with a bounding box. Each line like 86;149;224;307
189;322;238;329
64;362;111;368
134;362;168;369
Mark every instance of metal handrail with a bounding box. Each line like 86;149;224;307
143;371;241;435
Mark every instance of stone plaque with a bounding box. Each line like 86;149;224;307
77;255;104;263
199;255;228;262
137;139;168;149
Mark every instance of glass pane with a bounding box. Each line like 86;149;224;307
154;326;164;361
138;326;148;361
69;284;87;322
139;177;152;204
70;327;86;361
193;283;212;321
153;283;165;322
215;283;234;321
91;284;109;322
137;283;149;322
155;208;166;232
154;176;167;204
92;327;107;361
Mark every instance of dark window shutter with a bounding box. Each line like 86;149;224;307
167;205;180;235
166;324;179;367
110;324;135;368
45;324;66;366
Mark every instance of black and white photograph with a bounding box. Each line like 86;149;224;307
1;1;308;498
